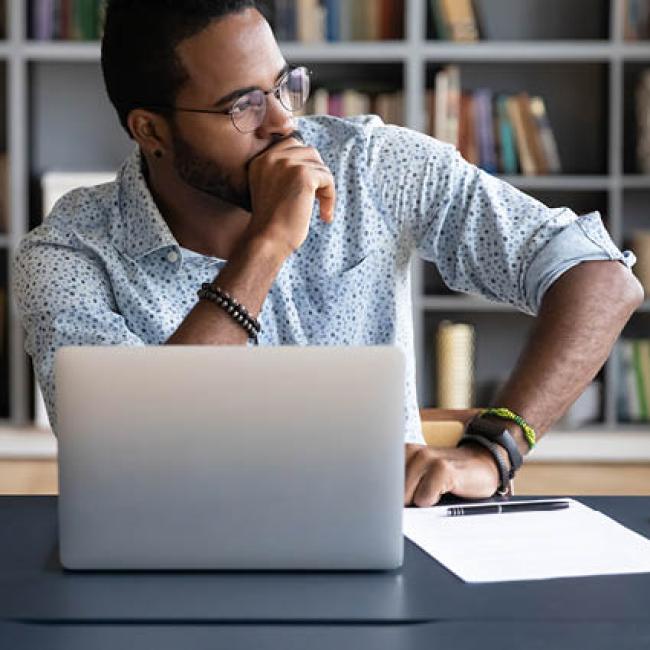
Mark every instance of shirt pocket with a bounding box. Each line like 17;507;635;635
300;252;377;329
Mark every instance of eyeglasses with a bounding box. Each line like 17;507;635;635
145;66;311;134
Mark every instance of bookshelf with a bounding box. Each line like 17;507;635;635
0;0;649;449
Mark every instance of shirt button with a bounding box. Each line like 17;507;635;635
167;250;179;263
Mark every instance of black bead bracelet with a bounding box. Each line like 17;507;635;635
197;283;261;345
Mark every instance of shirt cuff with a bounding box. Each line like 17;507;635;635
524;212;635;315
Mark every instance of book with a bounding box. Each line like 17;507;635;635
32;0;55;40
459;93;479;165
365;0;381;41
438;0;479;42
446;65;461;148
429;0;448;40
297;0;322;42
619;341;639;421
529;96;562;174
631;339;649;421
496;95;519;175
517;92;548;175
324;0;340;41
380;0;404;40
506;95;536;176
474;89;497;174
433;65;460;147
434;68;448;143
636;69;650;174
274;0;296;41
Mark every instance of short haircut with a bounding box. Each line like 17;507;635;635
101;0;262;138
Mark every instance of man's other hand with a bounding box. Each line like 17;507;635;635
404;443;506;507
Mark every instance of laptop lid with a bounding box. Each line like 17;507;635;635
55;345;406;570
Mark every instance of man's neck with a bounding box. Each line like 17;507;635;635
142;157;252;261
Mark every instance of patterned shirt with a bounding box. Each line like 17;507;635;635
13;115;633;439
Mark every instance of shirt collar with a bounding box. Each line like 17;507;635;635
112;146;180;263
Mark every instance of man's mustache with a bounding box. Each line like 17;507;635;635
244;130;305;173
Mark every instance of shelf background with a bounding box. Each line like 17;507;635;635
0;0;647;438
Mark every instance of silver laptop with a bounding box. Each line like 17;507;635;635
55;345;406;570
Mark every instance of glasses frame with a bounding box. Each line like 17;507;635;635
143;65;312;133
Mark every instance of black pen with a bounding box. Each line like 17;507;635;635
446;499;570;517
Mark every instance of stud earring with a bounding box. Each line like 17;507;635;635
154;150;163;159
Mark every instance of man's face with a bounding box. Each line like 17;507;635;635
169;8;295;211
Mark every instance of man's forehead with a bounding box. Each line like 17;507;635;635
175;9;284;101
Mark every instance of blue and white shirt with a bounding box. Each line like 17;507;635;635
13;115;633;439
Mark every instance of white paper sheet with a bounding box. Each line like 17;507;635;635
403;499;650;583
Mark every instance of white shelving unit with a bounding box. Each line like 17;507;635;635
1;0;649;458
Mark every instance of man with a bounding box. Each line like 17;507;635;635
13;0;642;506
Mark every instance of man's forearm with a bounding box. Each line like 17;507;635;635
493;260;644;455
166;236;287;345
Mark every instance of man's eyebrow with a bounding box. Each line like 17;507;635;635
213;63;291;108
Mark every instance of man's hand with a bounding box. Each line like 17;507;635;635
245;135;335;259
404;443;507;507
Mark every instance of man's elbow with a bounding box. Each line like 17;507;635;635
611;262;645;314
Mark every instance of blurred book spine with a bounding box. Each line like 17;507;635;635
636;69;650;174
273;0;404;42
30;0;105;41
624;0;650;41
426;66;561;176
618;339;650;422
430;0;479;42
436;321;475;409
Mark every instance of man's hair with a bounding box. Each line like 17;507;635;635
101;0;262;138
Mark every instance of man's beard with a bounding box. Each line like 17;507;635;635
170;126;253;212
169;127;305;215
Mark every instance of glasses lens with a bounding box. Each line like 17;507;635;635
231;90;265;133
278;67;310;112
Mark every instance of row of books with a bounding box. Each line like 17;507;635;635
301;88;404;127
427;66;561;176
429;0;479;42
624;0;650;41
30;0;105;41
618;339;650;422
272;0;404;42
636;69;650;173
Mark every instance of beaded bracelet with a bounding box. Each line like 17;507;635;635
483;407;536;449
197;283;261;345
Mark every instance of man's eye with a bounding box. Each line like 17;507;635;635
232;93;264;113
232;99;252;113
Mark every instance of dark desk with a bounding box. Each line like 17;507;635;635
2;621;650;650
2;496;649;648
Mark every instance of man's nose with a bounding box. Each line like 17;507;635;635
255;93;295;140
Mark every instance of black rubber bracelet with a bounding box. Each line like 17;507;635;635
467;415;523;475
458;433;512;496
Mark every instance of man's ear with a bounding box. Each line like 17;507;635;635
127;109;170;158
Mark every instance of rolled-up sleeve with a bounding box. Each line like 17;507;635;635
12;229;145;434
366;123;632;315
524;211;635;313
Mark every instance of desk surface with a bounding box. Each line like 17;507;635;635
2;496;650;625
2;621;650;650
